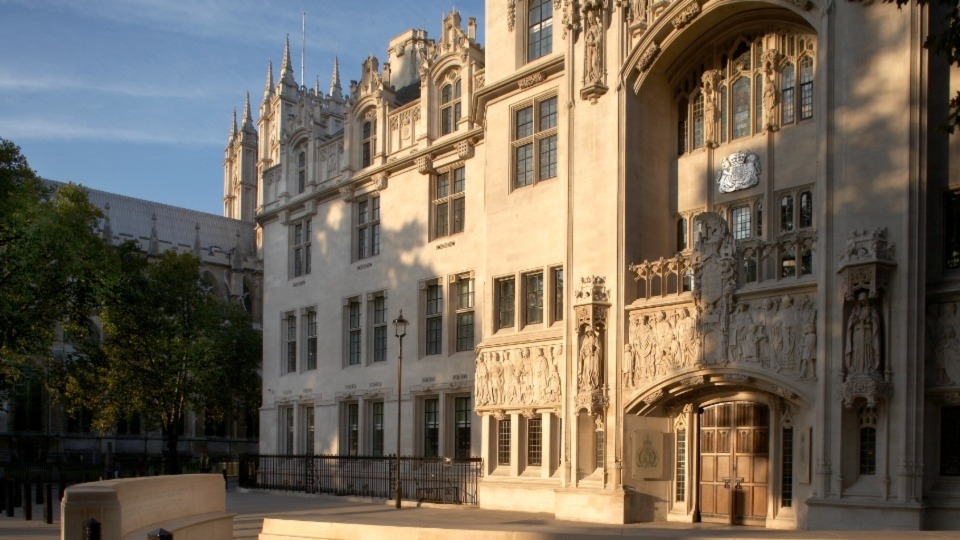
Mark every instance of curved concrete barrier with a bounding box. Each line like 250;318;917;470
61;474;234;540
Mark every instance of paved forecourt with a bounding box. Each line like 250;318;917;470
6;487;960;539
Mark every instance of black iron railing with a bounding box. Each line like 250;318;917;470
238;454;482;505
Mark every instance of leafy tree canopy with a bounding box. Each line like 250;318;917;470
0;138;107;398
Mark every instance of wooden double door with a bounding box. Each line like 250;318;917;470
699;402;769;525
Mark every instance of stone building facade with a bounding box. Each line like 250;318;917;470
244;0;960;530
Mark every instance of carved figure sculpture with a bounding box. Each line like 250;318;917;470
844;291;882;376
638;316;656;378
579;327;602;391
547;345;563;401
717;151;761;193
475;355;489;405
701;71;720;148
763;72;779;132
534;347;551;401
730;302;755;363
584;13;604;85
654;311;678;370
938;329;960;385
488;352;503;405
773;295;801;372
676;307;699;367
623;343;637;388
754;298;776;368
798;294;817;379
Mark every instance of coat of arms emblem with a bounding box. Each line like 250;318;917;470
716;151;761;193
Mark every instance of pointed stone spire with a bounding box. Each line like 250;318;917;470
280;34;296;87
329;56;343;100
241;90;255;133
230;108;238;141
148;213;159;256
315;75;321;96
101;203;113;244
263;59;274;101
194;223;202;258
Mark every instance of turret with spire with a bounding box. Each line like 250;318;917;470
280;34;297;96
263;59;275;103
329;56;343;101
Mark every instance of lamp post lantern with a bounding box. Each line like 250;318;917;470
392;310;408;509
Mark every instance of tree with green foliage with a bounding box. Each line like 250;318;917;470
60;246;261;474
0;137;108;401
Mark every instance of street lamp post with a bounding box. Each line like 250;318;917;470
392;310;408;509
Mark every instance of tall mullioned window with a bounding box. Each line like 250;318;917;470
782;426;794;507
297;150;306;194
347;299;361;365
945;190;960;270
513;96;558;189
305;310;317;370
372;294;387;362
440;79;462;135
455;396;472;458
859;405;877;475
345;403;359;456
426;283;443;355
356;196;380;260
371;401;384;457
292;219;311;277
497;277;516;329
284;313;297;374
553;267;564;322
361;120;375;168
456;277;475;352
525;271;544;325
676;428;686;501
498;418;512;465
424;398;439;457
527;417;542;466
527;0;553;62
433;167;465;239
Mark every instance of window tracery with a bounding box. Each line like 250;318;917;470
676;32;816;154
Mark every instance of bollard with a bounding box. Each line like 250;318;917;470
22;482;31;521
147;527;173;540
82;517;101;540
4;479;12;517
44;483;52;524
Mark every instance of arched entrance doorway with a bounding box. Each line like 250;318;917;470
699;401;769;525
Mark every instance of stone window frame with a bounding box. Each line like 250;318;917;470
354;194;381;261
452;272;476;353
367;291;388;364
510;92;559;191
303;307;318;371
419;277;444;359
369;400;385;457
431;164;466;240
440;78;462;136
282;311;297;375
290;217;312;278
526;0;554;63
343;296;363;367
341;401;360;456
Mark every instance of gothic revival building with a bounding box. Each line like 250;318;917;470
242;0;960;530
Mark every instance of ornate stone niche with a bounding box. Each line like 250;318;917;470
836;228;895;407
575;276;611;415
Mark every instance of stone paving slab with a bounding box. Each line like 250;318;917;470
3;487;960;540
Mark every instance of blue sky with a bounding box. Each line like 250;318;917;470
0;0;485;215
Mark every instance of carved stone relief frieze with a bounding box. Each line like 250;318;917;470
671;2;700;29
475;344;563;408
927;301;960;387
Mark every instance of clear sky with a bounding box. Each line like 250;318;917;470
0;0;485;216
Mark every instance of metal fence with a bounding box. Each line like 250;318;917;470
239;454;482;505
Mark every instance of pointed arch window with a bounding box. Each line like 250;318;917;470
732;77;751;139
440;79;462;135
780;195;794;232
693;93;704;150
781;63;796;125
297;150;306;194
361;119;376;168
678;98;689;155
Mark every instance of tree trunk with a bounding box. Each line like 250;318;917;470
164;423;180;475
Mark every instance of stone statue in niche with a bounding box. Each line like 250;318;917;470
583;12;604;85
579;325;602;392
701;70;721;148
487;351;503;404
927;302;960;386
623;342;639;389
761;49;781;132
754;297;776;368
548;345;563;401
716;151;761;193
844;291;882;377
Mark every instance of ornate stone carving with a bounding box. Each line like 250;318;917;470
373;172;388;192
339;186;355;202
927;302;960;387
577;275;610;302
493;410;507;421
701;70;721;148
518;72;545;89
671;3;700;29
456;140;474;160
761;50;782;132
839;371;892;408
580;1;608;103
475;344;563;408
724;373;749;384
575;387;609;415
642;388;664;405
691;212;737;364
637;44;660;73
507;0;516;31
716;151;761;193
416;155;436;175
